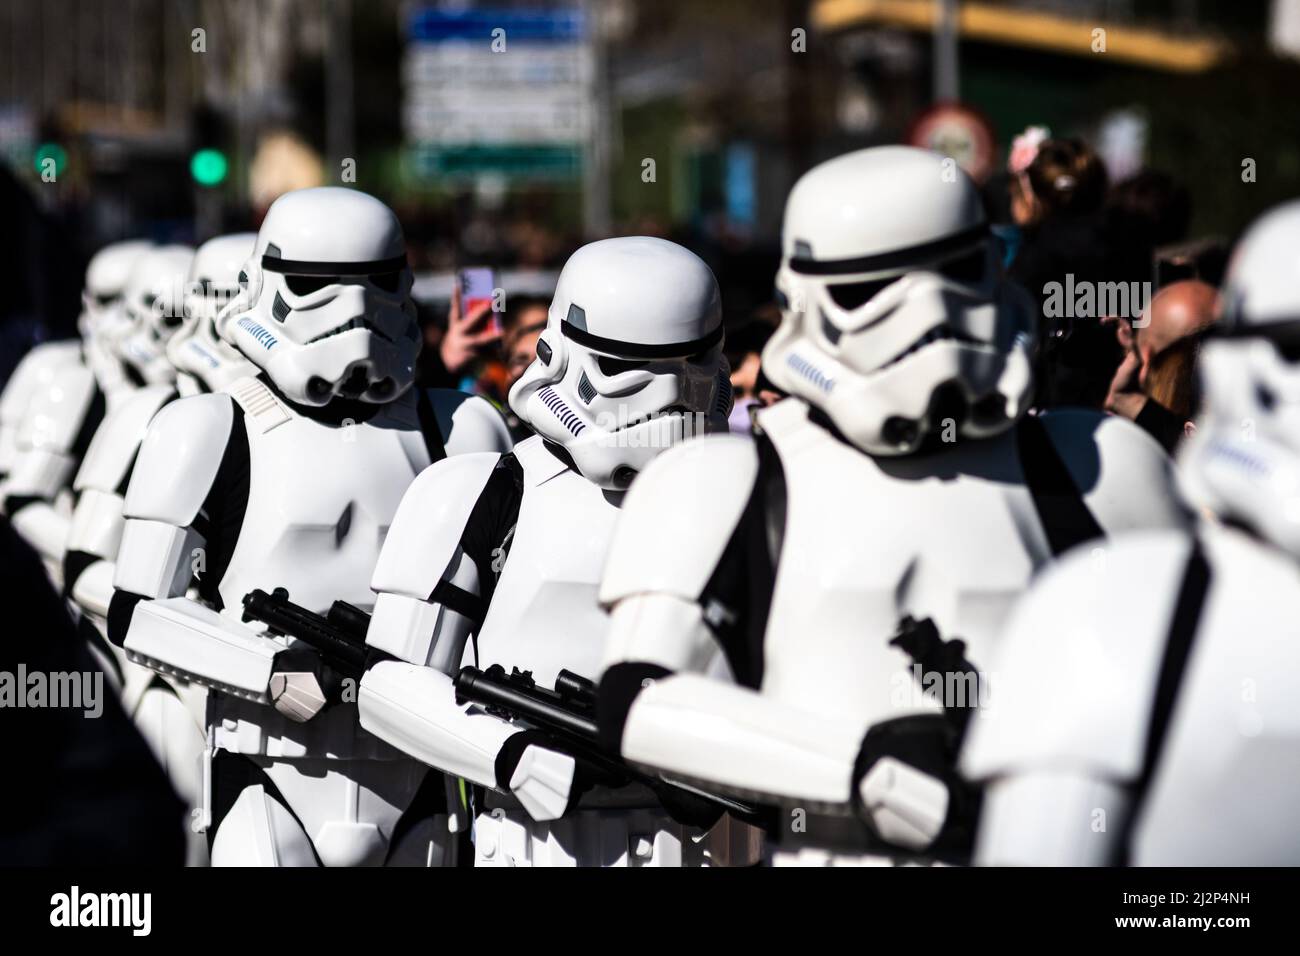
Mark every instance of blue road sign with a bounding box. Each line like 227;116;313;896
406;7;585;43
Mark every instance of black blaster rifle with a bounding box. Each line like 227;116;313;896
888;615;981;740
241;587;391;679
455;663;771;829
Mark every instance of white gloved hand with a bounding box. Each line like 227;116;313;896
857;756;949;850
509;744;577;823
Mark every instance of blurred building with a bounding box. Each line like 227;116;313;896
2;0;1299;270
0;0;349;249
806;0;1300;235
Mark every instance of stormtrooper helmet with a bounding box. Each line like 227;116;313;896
763;146;1036;456
216;187;419;406
78;239;153;339
1179;200;1300;557
509;236;730;490
115;245;196;385
167;233;258;392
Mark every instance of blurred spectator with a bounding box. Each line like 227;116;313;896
1106;169;1192;286
441;284;504;382
506;220;567;269
1009;137;1109;238
1005;136;1117;410
1105;280;1219;452
502;295;549;392
498;294;550;440
1153;236;1228;290
416;282;504;391
726;307;782;432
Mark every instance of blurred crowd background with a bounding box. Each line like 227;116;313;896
4;0;1300;422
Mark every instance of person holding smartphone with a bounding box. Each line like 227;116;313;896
418;267;505;391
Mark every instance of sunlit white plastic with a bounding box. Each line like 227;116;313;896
115;367;509;866
600;398;1190;862
168;232;258;392
508;236;731;489
763;146;1035;456
114;245;196;385
216;188;420;406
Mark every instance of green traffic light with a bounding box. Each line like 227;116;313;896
34;142;67;176
191;148;228;187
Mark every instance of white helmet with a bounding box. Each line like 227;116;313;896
508;236;730;490
1180;200;1300;556
115;245;196;385
79;239;153;339
763;146;1035;456
216;187;419;406
167;233;258;391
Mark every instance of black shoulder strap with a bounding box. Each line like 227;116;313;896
699;429;786;689
415;388;449;464
70;381;107;471
1015;414;1106;557
433;453;525;636
758;429;788;571
1116;537;1211;864
190;395;251;610
598;434;785;754
496;450;525;502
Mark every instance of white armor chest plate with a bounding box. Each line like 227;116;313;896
218;388;428;616
759;401;1052;727
1137;525;1300;864
476;438;622;687
210;383;428;760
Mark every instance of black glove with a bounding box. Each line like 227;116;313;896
495;730;628;816
852;714;981;859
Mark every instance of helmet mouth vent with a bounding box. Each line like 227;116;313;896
927;382;969;433
339;366;370;397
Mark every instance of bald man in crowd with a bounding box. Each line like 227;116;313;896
1105;279;1219;452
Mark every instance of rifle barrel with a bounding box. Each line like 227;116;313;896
243;589;368;674
455;666;600;740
